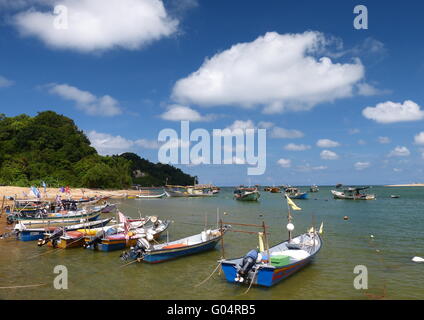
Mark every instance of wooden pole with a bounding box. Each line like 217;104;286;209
219;219;225;259
262;221;270;265
1;196;5;216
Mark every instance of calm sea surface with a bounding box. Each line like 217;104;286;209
1;186;423;300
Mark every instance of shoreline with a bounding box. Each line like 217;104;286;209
0;186;141;202
384;184;424;187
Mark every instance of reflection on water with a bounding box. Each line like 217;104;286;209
1;186;423;300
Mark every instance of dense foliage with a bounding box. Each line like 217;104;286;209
0;111;195;189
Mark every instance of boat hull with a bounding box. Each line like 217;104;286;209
143;238;221;263
235;192;260;201
287;193;308;200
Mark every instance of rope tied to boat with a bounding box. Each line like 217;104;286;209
194;262;222;288
240;266;259;296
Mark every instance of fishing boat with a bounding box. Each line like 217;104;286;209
390;195;400;199
164;185;214;197
234;187;260;201
285;187;308;199
84;217;170;252
39;217;149;249
120;227;227;263
270;187;281;193
13;218;113;242
331;187;375;200
309;185;319;193
136;192;166;199
6;205;106;226
220;195;322;288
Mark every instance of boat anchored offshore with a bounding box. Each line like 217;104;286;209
331;186;375;200
233;187;260;201
285;187;308;200
309;185;319;193
220;195;322;288
164;185;214;197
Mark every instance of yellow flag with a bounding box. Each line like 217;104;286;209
286;195;302;211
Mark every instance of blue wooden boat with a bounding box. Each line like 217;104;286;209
285;187;308;199
14;215;107;241
220;194;322;288
121;227;226;263
220;233;322;287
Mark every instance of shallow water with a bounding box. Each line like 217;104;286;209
1;186;423;300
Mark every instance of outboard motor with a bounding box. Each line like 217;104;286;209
235;249;260;283
120;237;150;261
83;227;117;249
38;228;64;247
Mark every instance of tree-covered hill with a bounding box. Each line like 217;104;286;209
0;111;195;189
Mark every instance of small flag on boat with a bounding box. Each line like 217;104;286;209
118;211;130;234
286;195;301;211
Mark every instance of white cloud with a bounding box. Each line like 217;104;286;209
357;82;388;96
354;161;371;170
13;0;178;53
0;75;14;87
48;83;122;116
414;132;424;145
284;143;311;151
160;105;213;122
316;139;340;148
362;100;424;123
320;150;339;160
378;136;391;144
295;164;327;172
87;131;159;155
277;158;291;168
348;128;360;135
172;31;364;113
388;146;410;157
257;121;274;129
270;127;304;139
357;139;367;145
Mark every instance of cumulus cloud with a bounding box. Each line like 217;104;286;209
354;161;370;170
172;31;364;113
87;131;159;155
378;136;391;144
0;75;14;87
12;0;178;53
160;105;213;122
270;127;304;139
320;150;339;160
48;83;122;116
362;100;424;123
357;82;388;96
295;164;327;172
284;143;311;151
316;139;340;148
388;146;410;157
257;121;274;129
277;158;291;168
414;132;424;145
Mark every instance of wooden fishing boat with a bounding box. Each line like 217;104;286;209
7;205;106;226
234;187;260;201
220;195;322;288
136;192;166;199
40;218;148;249
84;218;170;252
331;187;375;200
309;185;319;193
220;233;322;287
270;187;281;193
14;218;113;242
164;185;214;198
121;227;227;263
285;187;308;199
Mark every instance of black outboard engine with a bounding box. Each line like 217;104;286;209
38;228;64;247
235;249;259;283
83;227;117;249
120;238;150;261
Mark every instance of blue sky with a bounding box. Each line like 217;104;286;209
1;0;424;186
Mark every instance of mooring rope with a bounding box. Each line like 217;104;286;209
240;267;259;296
0;283;46;290
194;262;222;288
